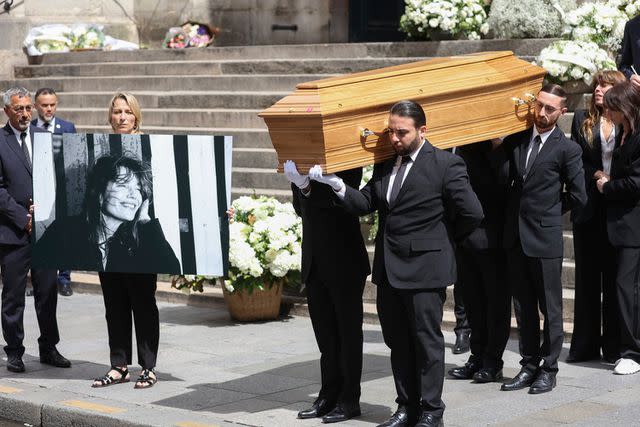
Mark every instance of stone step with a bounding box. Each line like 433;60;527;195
233;147;278;169
77;125;274;148
15;57;431;78
232;167;289;190
58;107;266;129
58;91;287;110
0;74;334;92
31;39;556;65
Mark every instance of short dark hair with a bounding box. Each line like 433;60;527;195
34;87;57;100
390;100;426;128
603;81;640;135
84;154;153;245
539;83;567;107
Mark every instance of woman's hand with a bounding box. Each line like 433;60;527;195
596;176;609;193
136;199;151;223
226;206;235;223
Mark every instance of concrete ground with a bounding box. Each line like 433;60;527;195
1;290;640;427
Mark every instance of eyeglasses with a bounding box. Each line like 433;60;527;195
10;105;33;113
385;128;411;137
534;101;560;115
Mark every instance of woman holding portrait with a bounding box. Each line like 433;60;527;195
568;70;625;364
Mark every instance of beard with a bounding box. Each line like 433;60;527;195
394;135;422;156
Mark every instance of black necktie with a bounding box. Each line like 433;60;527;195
20;132;32;168
389;155;410;205
43;122;50;131
524;135;541;177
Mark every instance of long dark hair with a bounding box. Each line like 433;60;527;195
83;154;152;245
581;70;626;146
603;81;640;135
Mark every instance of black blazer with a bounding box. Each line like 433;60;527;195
0;123;47;245
503;127;587;258
292;168;370;286
570;109;620;223
619;15;640;79
340;140;483;290
603;131;640;248
456;141;508;250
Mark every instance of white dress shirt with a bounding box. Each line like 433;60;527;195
385;140;425;203
36;117;56;133
525;126;555;167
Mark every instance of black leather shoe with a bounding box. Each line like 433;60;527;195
6;356;25;373
415;412;444;427
322;402;361;423
58;283;73;296
473;367;503;383
376;405;416;427
39;348;71;368
452;330;470;354
448;360;481;379
528;370;556;394
298;397;335;419
501;368;538;391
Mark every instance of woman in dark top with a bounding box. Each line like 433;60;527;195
568;70;626;363
597;82;640;375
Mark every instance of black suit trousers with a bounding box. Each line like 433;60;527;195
377;285;446;417
1;243;59;358
306;270;366;404
613;247;640;362
571;209;620;361
508;243;563;372
458;247;510;369
98;272;159;368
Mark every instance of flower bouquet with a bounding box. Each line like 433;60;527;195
163;21;219;49
563;1;627;54
400;0;490;41
535;40;617;85
609;0;640;18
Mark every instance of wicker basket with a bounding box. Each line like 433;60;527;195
222;282;283;322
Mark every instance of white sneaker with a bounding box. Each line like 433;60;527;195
613;358;640;375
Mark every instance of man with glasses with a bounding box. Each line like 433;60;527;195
500;84;586;394
0;87;70;372
31;87;77;297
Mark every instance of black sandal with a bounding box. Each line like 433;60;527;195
92;366;130;388
134;368;157;389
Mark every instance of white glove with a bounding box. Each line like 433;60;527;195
308;165;344;192
284;160;310;189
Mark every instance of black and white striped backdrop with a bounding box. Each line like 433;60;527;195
32;133;232;276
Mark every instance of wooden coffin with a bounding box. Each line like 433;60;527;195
259;51;546;173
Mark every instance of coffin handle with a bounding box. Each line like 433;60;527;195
512;93;537;106
361;128;376;138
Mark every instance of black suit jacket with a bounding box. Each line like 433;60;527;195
340;140;483;290
31;117;77;135
603;131;640;248
0;123;47;245
620;16;640;79
503;127;587;258
455;141;508;250
570;109;620;223
292;168;370;286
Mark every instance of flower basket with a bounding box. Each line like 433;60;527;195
222;281;283;322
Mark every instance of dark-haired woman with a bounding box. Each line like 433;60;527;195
568;70;626;363
597;82;640;375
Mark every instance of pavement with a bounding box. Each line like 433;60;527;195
1;278;640;427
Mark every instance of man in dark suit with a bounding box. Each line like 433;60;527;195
31;87;77;297
447;139;511;384
1;87;70;372
309;100;483;427
501;84;587;394
283;161;370;423
619;14;640;90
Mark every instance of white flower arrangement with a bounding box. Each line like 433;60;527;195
400;0;490;41
608;0;640;18
226;196;302;294
536;40;617;85
488;0;577;39
563;2;627;53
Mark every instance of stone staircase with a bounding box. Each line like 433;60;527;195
2;38;586;335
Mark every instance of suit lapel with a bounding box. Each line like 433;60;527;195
390;140;433;207
3;123;32;175
515;128;533;179
381;158;395;206
526;127;560;180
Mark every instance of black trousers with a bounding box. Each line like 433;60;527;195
453;280;470;335
1;244;58;358
613;247;640;363
508;243;563;372
377;285;446;418
458;247;510;369
571;211;619;361
306;271;366;404
98;272;159;369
